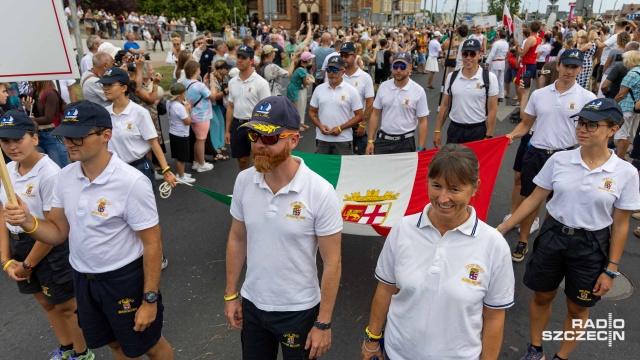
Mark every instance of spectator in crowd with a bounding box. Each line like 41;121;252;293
182;60;215;173
124;31;145;55
614;50;640;159
80;35;102;75
257;45;290;96
286;51;314;130
81;52;114;107
268;34;285;68
487;30;509;102
426;31;442;89
166;83;195;183
167;34;184;81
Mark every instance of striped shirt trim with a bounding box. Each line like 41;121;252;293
483;301;515;309
375;273;396;286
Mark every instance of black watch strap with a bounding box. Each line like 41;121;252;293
313;320;331;330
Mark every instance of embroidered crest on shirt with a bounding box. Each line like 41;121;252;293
462;263;485;286
118;298;138;314
403;98;410;106
354;81;359;87
22;183;36;198
475;82;483;89
340;94;346;101
282;333;301;348
92;198;111;218
568;102;576;111
286;201;307;221
598;178;615;193
125;122;134;131
247;87;253;93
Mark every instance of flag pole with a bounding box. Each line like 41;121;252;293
436;0;461;113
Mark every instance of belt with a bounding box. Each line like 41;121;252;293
82;257;143;280
9;232;31;241
547;217;609;237
378;131;414;141
531;145;576;155
128;157;146;167
451;121;486;129
234;118;250;124
38;127;55;133
492;58;505;61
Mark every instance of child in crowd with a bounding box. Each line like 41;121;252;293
167;83;195;183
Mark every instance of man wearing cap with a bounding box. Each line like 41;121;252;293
434;38;499;148
224;96;342;360
426;31;442;89
366;52;428;155
81;52;115;108
340;42;375;155
486;30;509;102
224;45;271;171
309;55;363;155
498;98;639;360
505;49;596;262
321;40;343;82
3;100;174;359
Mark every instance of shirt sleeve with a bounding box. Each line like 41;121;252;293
351;88;363;111
313;185;343;236
415;88;429;117
198;82;212;99
310;87;319;108
123;176;159;231
483;232;516;309
533;152;557;190
364;75;375;99
443;72;453;94
51;172;64;209
230;172;246;221
175;102;188;121
372;88;384;110
138;108;159;141
524;90;539;117
488;72;499;97
621;71;638;89
613;165;640;210
374;222;400;285
39;170;59;212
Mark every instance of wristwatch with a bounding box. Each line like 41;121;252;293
603;269;620;279
22;262;34;271
313;321;331;330
143;291;160;303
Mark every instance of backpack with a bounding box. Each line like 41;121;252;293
448;68;490;117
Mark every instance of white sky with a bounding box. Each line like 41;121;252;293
419;0;634;14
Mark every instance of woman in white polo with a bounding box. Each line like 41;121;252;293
498;99;640;360
362;144;515;360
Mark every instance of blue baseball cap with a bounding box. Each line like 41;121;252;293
237;44;255;58
392;52;412;66
340;42;356;54
97;67;131;85
461;39;481;52
240;96;300;135
560;49;584;66
51;101;113;138
0;110;36;139
575;99;624;124
326;55;345;69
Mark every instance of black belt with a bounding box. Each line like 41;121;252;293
234;118;250;124
451;121;486;129
9;232;31;241
547;216;609;237
128;157;146;167
82;257;143;280
378;131;414;141
38;127;55;133
531;145;576;155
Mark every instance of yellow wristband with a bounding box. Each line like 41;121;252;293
338;126;342;133
365;326;382;340
2;259;14;272
23;215;38;234
161;166;171;174
224;292;239;301
434;130;442;133
367;139;375;143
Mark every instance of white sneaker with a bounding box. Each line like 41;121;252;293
177;175;196;183
183;173;193;178
196;162;214;172
518;217;540;234
191;162;200;170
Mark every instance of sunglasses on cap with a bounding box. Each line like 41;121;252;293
340;53;354;58
392;63;407;70
247;130;295;145
462;51;477;58
326;67;341;74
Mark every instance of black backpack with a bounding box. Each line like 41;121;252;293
448;67;491;116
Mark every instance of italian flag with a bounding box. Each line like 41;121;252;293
295;137;510;236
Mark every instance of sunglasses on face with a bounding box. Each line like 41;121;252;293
340;53;354;58
326;67;341;74
247;130;295;145
392;63;407;70
462;51;477;58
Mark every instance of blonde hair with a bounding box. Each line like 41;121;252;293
588;30;598;43
564;38;576;49
576;30;587;42
355;42;363;56
623;50;640;68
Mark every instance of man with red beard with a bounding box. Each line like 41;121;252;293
224;96;343;360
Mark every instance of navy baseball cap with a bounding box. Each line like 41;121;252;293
560;49;584;66
392;52;412;65
326;55;345;69
240;96;300;135
461;39;481;52
574;99;624;124
97;67;131;85
52;101;113;138
0;110;36;139
237;44;255;58
340;42;356;54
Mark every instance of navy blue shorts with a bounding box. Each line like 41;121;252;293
230;119;251;159
522;63;537;89
446;121;486;145
513;132;533;173
73;258;164;358
520;147;553;197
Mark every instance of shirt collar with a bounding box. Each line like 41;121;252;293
551;81;580;95
391;79;412;91
108;101;134;116
570;147;618;172
253;156;310;194
343;68;364;79
240;71;258;83
10;155;51;180
416;203;479;236
75;151;120;184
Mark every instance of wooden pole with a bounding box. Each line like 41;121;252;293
0;151;17;204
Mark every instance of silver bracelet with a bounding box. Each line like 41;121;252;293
362;340;380;353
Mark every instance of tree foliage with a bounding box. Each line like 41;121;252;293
487;0;522;18
79;0;139;13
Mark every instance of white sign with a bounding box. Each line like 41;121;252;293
473;15;497;28
513;15;524;45
0;0;79;82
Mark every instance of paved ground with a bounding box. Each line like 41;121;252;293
1;68;639;359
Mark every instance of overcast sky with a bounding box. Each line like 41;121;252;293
419;0;634;14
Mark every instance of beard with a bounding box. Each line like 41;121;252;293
252;145;290;173
393;72;408;82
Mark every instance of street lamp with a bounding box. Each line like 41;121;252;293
341;0;352;28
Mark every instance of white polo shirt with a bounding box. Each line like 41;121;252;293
228;71;271;120
230;157;342;312
428;39;441;57
525;81;596;150
375;204;514;360
310;80;362;142
444;66;499;125
106;101;158;164
342;68;374;107
81;71;111;108
52;152;158;273
373;78;429;134
0;156;60;234
80;52;94;75
534;148;640;231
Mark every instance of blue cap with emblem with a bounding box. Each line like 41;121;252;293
392;52;412;65
0;110;37;139
340;42;356;54
574;98;624;124
51;100;113;138
97;67;131;85
240;96;300;135
237;44;255;58
326;55;345;69
461;39;481;52
559;49;584;66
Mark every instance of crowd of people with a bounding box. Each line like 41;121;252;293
2;8;640;360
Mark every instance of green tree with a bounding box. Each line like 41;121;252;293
487;0;522;18
137;0;243;32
